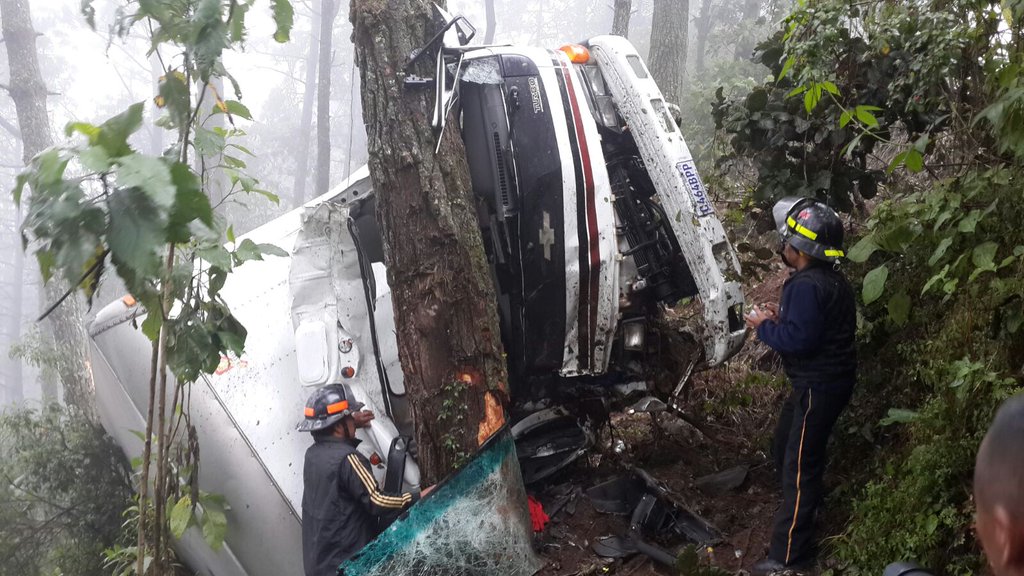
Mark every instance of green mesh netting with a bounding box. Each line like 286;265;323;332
339;427;542;576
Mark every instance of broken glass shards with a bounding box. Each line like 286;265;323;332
460;57;503;85
340;427;543;576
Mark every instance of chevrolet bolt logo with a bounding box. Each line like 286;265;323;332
540;212;555;261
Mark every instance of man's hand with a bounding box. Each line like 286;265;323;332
745;305;774;330
762;302;779;319
351;410;375;429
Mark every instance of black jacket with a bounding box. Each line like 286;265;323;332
757;263;857;394
301;436;419;576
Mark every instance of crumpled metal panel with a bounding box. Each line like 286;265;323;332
340;427;542;576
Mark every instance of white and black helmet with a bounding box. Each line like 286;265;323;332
772;197;846;264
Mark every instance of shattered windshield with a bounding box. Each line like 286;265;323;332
340;427;542;576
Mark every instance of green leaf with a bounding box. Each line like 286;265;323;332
223;155;247;169
170;495;193;539
226;225;235;243
922;265;949;296
803;88;819;114
928;237;954;266
270;0;294;42
972;241;999;269
156;70;190;129
904;149;924;173
107;188;166;277
36;251;56;282
862;264;889;305
257;243;288;257
228;1;250;43
193;0;228;82
251;188;280;204
201;502;228;550
212;100;253;121
217;331;245;356
880;408;920;426
194;127;227;157
116;154;176;209
208;267;228;296
12;173;28;206
855;106;879;128
847;236;879;263
96;103;145;158
197;245;233;270
887;150;910;174
233;238;264;264
141;310;162;341
887;291;911;326
778;55;795;81
821;81;839;96
167;164;214;243
959;209;983;233
80;145;113;172
66;121;101;141
839;110;853;128
786;85;807;99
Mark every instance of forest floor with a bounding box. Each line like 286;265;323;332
530;267;794;576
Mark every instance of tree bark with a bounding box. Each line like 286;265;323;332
733;0;761;61
292;0;321;207
2;0;98;422
149;54;164;156
315;0;340;197
2;207;25;404
693;0;714;75
350;0;509;483
612;0;632;37
648;0;689;105
483;0;497;43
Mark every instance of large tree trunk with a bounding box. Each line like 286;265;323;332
612;0;632;37
733;0;761;61
483;0;496;43
648;0;689;105
2;0;98;422
2;209;25;404
149;54;165;155
292;0;321;207
315;0;340;197
350;0;508;484
693;0;714;75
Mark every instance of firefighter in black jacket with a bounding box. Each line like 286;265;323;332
746;197;857;576
297;384;424;576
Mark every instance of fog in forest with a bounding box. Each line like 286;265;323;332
0;0;784;407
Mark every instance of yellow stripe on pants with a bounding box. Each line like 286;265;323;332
785;390;812;565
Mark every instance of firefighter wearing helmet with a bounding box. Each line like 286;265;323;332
747;197;857;576
297;384;425;576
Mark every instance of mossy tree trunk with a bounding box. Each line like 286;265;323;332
2;0;97;422
648;0;688;105
350;0;508;483
612;0;631;37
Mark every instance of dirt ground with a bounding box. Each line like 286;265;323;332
529;265;792;576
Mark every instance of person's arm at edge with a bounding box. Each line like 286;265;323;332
343;452;420;516
756;281;826;355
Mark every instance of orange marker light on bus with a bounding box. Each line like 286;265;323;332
559;44;590;64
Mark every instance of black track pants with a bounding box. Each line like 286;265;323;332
768;387;850;566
